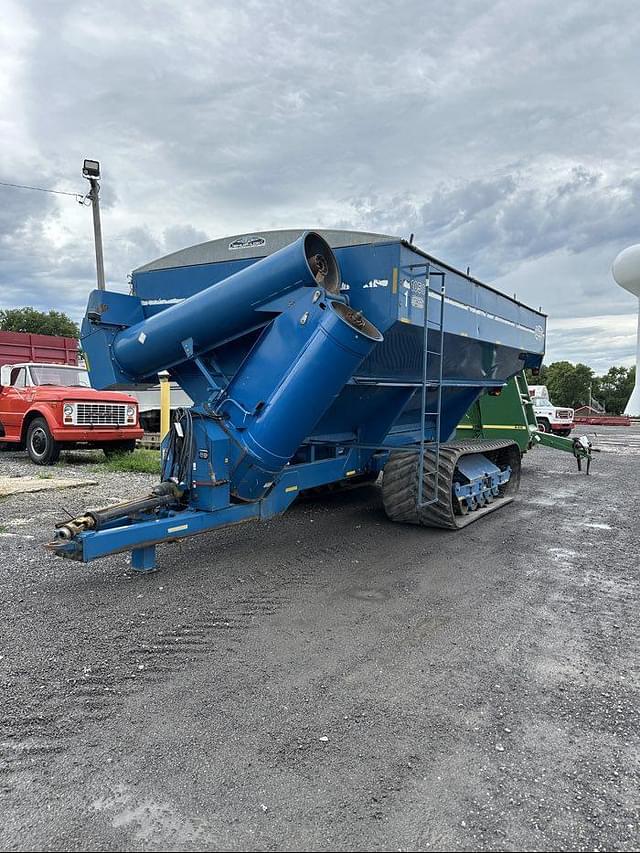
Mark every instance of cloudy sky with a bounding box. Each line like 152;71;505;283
1;0;639;373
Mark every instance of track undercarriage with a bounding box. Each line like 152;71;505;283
382;440;522;529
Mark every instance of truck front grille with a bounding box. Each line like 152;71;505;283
76;403;127;426
556;409;573;419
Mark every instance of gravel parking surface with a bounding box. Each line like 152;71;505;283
0;427;638;851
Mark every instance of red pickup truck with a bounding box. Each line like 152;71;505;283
0;332;143;465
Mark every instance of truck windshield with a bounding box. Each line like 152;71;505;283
29;366;91;388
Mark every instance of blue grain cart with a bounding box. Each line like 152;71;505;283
50;229;545;571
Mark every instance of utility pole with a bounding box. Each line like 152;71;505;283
82;159;106;290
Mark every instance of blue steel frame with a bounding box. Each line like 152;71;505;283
62;232;546;572
54;452;367;569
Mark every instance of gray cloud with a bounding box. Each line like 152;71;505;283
1;0;639;371
343;167;640;279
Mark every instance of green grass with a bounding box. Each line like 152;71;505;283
0;524;7;534
96;448;161;475
37;472;53;479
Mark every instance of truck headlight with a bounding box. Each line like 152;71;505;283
63;404;74;422
126;405;136;422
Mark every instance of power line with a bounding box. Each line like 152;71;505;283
0;179;81;199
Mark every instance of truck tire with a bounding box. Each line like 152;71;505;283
103;440;137;459
139;411;160;433
26;417;61;465
536;418;550;433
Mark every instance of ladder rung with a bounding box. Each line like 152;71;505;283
417;269;446;507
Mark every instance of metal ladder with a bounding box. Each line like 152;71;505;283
408;262;446;508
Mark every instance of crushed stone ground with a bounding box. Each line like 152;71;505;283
0;426;638;851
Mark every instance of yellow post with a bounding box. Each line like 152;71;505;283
159;371;171;441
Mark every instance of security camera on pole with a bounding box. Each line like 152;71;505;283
612;244;640;416
81;159;106;291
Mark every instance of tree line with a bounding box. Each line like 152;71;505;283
0;306;79;339
525;361;636;415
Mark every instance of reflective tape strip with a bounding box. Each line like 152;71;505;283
457;424;528;430
482;424;528;430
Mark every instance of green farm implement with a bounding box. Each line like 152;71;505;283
456;373;596;473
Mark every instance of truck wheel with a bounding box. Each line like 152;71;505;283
103;440;137;459
26;417;61;465
139;411;160;433
536;418;550;433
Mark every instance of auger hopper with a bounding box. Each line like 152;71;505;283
50;229;545;571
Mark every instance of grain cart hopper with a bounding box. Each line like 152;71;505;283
49;230;545;571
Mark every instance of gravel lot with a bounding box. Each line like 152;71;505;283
0;426;639;852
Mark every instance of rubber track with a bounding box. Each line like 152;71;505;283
381;439;521;529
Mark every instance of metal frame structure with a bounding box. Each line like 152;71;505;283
416;265;446;508
50;229;546;571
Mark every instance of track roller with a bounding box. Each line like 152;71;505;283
381;440;521;529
